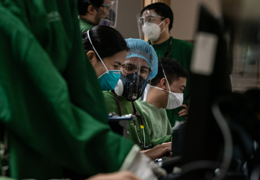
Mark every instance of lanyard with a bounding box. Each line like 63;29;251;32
149;37;173;58
112;91;151;148
163;37;173;58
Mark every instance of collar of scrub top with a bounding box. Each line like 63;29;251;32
112;90;151;148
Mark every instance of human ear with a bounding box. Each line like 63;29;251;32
87;51;98;66
164;18;170;28
160;78;167;90
87;5;96;15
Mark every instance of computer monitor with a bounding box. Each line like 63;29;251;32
179;4;232;179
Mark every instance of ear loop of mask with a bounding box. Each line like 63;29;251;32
161;65;171;92
158;20;166;35
149;66;172;96
87;30;109;75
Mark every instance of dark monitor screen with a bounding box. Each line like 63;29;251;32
179;4;232;178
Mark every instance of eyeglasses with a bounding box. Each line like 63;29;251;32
122;63;151;77
100;1;115;11
138;15;164;26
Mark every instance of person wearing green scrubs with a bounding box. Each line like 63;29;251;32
0;1;165;180
138;3;193;128
82;30;172;159
77;0;111;32
103;38;172;151
136;58;188;141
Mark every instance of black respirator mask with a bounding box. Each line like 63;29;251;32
115;72;148;101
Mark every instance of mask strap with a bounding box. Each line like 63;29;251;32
87;30;109;74
150;85;164;91
161;67;171;92
158;20;166;35
150;85;177;95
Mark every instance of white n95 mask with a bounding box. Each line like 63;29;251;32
166;91;183;109
142;21;165;41
150;86;183;109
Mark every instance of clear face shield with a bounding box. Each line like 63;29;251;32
137;10;165;41
97;0;118;27
116;57;152;101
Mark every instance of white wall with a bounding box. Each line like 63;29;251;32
115;0;142;39
170;0;221;40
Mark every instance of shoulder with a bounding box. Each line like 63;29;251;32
102;91;117;110
79;20;93;32
159;108;168;118
135;100;150;112
103;90;115;98
135;100;149;115
134;100;152;127
172;38;194;50
135;100;155;121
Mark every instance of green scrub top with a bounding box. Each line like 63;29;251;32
150;37;193;127
79;17;95;32
135;100;172;141
103;91;171;149
0;1;133;179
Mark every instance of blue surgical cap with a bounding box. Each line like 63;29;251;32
125;38;158;80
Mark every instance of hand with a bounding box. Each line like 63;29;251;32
178;104;188;119
86;171;141;180
141;142;172;160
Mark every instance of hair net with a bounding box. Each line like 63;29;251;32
125;38;158;80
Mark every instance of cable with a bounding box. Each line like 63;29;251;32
211;102;233;180
178;102;233;180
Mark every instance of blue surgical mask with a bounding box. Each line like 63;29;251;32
87;30;121;90
98;70;120;90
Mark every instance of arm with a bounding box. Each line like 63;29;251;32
0;4;133;176
151;135;172;147
141;142;172;160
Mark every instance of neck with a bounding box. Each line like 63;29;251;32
93;63;103;78
80;15;97;25
151;30;170;45
146;88;165;109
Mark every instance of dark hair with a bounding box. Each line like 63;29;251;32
82;25;129;60
77;0;104;15
151;58;188;86
141;2;174;31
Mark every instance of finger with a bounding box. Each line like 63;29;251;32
162;142;172;145
159;148;171;157
179;112;187;117
181;104;188;109
163;147;172;153
161;143;172;147
178;109;187;114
